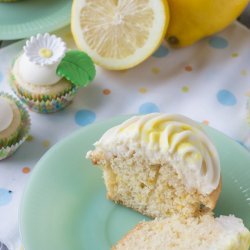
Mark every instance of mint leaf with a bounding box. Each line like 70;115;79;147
56;50;96;87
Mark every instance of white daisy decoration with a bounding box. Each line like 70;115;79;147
24;33;67;66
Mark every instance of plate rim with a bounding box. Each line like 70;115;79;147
0;0;71;40
19;114;250;249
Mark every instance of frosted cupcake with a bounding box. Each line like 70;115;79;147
87;113;222;218
10;33;96;113
0;92;30;160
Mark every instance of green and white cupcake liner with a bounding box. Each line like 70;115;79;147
0;93;30;160
9;72;78;114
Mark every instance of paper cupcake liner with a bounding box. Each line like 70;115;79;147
9;72;78;114
0;129;19;148
0;93;30;160
18;89;77;114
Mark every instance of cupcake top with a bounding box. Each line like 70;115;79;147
0;93;30;160
0;97;14;132
94;113;221;195
17;33;66;86
0;95;22;142
13;33;96;88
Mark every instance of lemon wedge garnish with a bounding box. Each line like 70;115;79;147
71;0;169;70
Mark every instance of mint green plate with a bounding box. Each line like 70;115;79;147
20;115;250;250
0;0;71;40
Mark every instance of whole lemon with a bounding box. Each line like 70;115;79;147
166;0;249;47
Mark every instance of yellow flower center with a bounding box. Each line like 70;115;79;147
39;48;53;58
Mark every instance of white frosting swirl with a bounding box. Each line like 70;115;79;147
18;53;62;85
0;97;13;132
95;113;221;195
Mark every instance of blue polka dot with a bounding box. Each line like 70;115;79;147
75;109;96;126
208;36;228;49
139;103;160;114
0;72;3;83
0;189;12;206
217;89;237;106
153;44;169;58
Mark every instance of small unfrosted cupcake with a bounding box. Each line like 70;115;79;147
0;92;30;160
10;33;96;113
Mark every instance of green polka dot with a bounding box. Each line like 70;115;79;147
26;135;33;142
231;53;238;58
182;86;189;93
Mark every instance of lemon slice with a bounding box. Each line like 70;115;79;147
71;0;169;70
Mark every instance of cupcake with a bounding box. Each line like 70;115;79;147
0;92;30;160
113;214;250;250
87;113;222;218
10;33;96;113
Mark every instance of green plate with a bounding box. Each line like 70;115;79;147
0;0;71;40
20;115;250;250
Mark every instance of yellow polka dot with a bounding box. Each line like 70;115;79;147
139;87;148;94
231;53;239;58
20;245;24;250
42;140;50;148
241;69;248;76
151;67;160;74
246;92;250;97
182;86;189;93
26;135;33;142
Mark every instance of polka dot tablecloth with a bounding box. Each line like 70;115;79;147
0;22;250;250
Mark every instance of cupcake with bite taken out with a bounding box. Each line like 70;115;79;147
10;33;96;113
87;113;222;218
